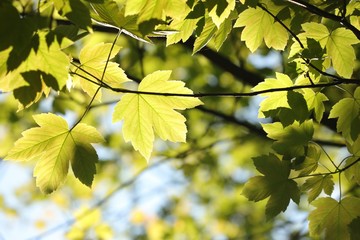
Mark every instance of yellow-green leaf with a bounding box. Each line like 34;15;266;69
112;70;203;161
234;6;288;52
252;72;293;118
302;23;359;78
329;87;360;141
302;175;334;203
73;42;129;101
5;113;104;193
208;0;235;28
309;197;360;240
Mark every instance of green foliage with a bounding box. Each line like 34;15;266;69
72;42;129;100
309;197;360;240
242;154;300;220
329;87;360;142
1;0;360;238
5;113;104;193
112;70;202;160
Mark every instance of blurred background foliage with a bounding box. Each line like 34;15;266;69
0;0;357;239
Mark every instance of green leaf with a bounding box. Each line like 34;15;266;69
1;31;71;109
302;89;328;122
53;0;92;31
302;175;334;203
208;0;235;28
293;144;320;175
112;70;203;161
329;87;360;141
193;17;217;54
302;23;359;78
262;120;314;157
286;91;309;123
234;6;288;52
344;156;360;185
242;154;300;220
90;0;150;42
309;197;360;240
72;42;129;101
213;10;237;51
166;18;200;46
252;72;293;118
5;113;104;193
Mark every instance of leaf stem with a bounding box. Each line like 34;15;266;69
291;157;360;180
70;30;122;130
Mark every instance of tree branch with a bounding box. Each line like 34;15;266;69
286;0;360;40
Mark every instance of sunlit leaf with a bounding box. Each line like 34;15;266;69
234;6;288;52
302;89;328;122
193;17;217;54
252;72;293;118
72;42;129;101
329;87;360;141
208;0;235;28
5;113;104;193
53;0;92;31
112;70;203;161
302;23;359;78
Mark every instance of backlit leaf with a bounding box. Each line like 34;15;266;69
302;175;334;203
329;87;360;141
262;120;314;157
302;89;328;122
309;197;360;240
242;154;300;220
302;23;359;78
72;42;129;101
252;72;293;118
53;0;92;31
208;0;235;28
193;17;217;54
112;70;203;161
234;6;288;52
5;113;104;193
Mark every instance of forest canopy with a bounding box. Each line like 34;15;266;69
1;0;360;239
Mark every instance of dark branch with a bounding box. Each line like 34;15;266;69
286;0;360;40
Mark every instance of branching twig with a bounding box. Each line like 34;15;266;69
286;0;360;40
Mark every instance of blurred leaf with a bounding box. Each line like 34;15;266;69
309;197;360;240
302;175;334;202
329;87;360;141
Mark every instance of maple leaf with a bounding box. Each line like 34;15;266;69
252;72;293;118
344;136;360;185
302;23;359;78
1;31;71;109
112;70;203;161
234;5;288;52
329;87;360;141
242;154;300;220
302;175;334;203
5;113;104;193
262;120;314;157
309;197;360;240
72;42;129;101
